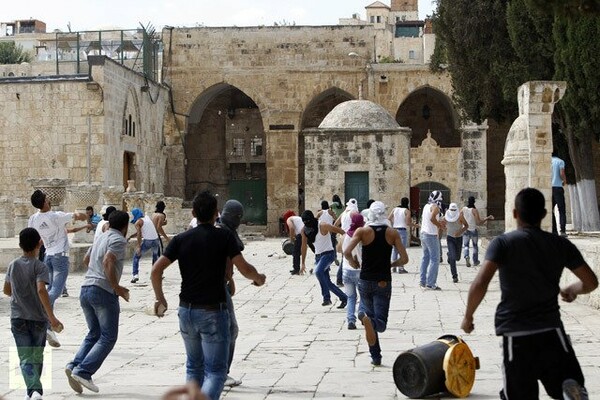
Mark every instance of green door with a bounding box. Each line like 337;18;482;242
228;179;267;225
345;172;369;210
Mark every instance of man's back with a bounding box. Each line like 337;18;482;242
487;227;585;334
551;156;565;187
163;224;240;305
28;211;72;254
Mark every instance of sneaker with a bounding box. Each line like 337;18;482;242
71;374;99;393
465;257;471;268
371;359;382;366
473;261;480;266
322;300;332;306
289;270;300;275
336;280;344;287
336;299;347;309
453;277;459;283
29;392;43;400
334;259;340;266
563;379;588;400
46;329;60;348
131;275;139;283
61;288;69;297
348;322;357;330
358;312;377;346
224;375;242;387
65;367;83;394
560;232;568;238
426;285;442;291
398;267;408;274
419;283;426;289
391;267;397;273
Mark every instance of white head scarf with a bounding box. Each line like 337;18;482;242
366;201;390;226
345;198;359;213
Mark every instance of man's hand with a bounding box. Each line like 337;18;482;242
154;300;168;317
461;315;474;333
49;316;63;332
114;286;130;302
253;273;266;287
560;288;577;303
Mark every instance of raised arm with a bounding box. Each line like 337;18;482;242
560;263;598;302
231;253;266;286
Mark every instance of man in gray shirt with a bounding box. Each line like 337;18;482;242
65;210;130;394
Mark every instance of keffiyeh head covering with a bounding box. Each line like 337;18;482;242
366;201;389;226
428;190;443;208
445;203;460;223
347;213;365;237
345;198;359;213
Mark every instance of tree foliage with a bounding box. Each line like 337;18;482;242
0;42;32;64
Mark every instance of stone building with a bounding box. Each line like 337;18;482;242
0;1;499;235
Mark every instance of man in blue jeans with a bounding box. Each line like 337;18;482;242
129;207;160;283
66;210;131;394
28;189;87;348
344;201;408;366
151;191;266;400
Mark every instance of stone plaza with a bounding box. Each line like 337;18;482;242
1;237;599;399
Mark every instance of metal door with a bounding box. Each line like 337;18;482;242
228;179;267;225
345;172;369;210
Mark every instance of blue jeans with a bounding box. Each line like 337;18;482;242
70;285;120;380
343;268;361;324
420;233;440;287
44;253;69;307
178;306;230;400
446;236;462;280
314;251;347;303
225;286;238;374
462;230;479;264
132;239;161;276
358;279;392;362
391;228;409;262
11;318;47;397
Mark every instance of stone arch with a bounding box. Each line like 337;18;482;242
396;85;459;148
185;83;267;224
122;86;141;138
300;87;355;130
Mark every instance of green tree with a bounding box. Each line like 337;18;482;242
0;42;32;64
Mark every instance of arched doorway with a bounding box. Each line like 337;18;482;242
186;83;267;224
396;86;459;148
413;181;451;213
298;87;354;211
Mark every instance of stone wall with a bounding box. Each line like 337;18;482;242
304;128;411;211
0;56;169;203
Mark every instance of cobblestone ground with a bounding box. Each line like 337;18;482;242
1;238;599;399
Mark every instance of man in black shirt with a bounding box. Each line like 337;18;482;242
151;191;266;400
462;188;597;399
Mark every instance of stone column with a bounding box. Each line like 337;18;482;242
0;197;15;238
66;184;101;243
13;200;33;234
502;81;566;232
123;191;145;212
163;197;183;234
101;186;124;209
27;178;71;211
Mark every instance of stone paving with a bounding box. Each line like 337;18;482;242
1;237;599;399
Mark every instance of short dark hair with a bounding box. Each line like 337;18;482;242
400;197;409;208
193;190;217;223
108;210;130;231
86;206;94;213
321;200;329;210
366;199;375;208
19;227;41;252
155;201;166;213
31;190;46;209
515;188;546;226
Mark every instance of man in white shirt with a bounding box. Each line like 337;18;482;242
28;189;88;347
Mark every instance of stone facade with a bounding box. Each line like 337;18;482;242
502;81;566;232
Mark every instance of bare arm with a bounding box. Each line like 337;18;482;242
3;281;11;296
134;220;143;251
154;214;169;241
300;229;308;273
430;205;446;231
560;263;598;302
560;167;566;185
473;208;493;225
37;282;61;329
343;230;363;269
72;212;88;221
67;224;92;233
103;251;129;301
322;223;344;236
287;220;296;241
461;260;498;333
151;255;173;317
458;214;469;236
231;253;266;286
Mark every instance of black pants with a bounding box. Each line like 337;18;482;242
292;234;302;272
552;186;566;234
500;328;585;399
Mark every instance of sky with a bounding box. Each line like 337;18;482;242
2;0;436;32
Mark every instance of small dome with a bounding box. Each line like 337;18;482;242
319;100;400;130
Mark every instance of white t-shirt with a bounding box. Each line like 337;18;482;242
288;216;304;236
391;207;409;229
93;220;109;243
420;204;439;236
140;216;159;240
28;211;73;255
462;207;477;231
342;234;362;271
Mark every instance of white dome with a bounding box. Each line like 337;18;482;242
319;100;400;130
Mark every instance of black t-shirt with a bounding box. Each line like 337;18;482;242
360;225;393;282
163;223;241;305
486;227;585;335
